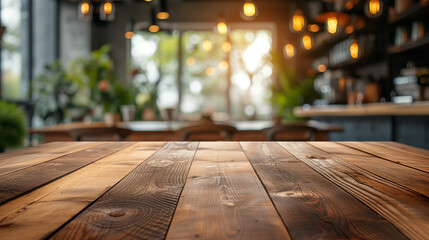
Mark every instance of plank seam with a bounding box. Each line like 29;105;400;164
0;143;132;205
44;142;167;240
337;142;429;174
238;142;293;238
164;141;200;240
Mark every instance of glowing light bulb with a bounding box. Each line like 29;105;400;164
202;40;213;52
291;10;305;32
317;64;327;73
365;0;383;18
302;34;313;50
186;57;196;66
308;24;320;33
157;12;169;20
149;25;160;33
125;32;134;39
284;44;295;58
222;41;232;52
327;17;338;34
219;61;229;71
350;40;359;59
80;2;90;14
243;2;256;17
206;67;216;76
217;21;228;35
103;2;113;14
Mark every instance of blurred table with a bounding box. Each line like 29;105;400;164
30;120;343;142
0;141;427;239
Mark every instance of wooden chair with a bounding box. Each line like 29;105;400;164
69;127;133;141
177;123;237;141
262;125;317;141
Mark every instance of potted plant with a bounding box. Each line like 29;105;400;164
271;63;319;122
0;101;26;152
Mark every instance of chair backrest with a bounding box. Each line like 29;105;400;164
262;125;317;141
69;127;133;141
177;123;237;141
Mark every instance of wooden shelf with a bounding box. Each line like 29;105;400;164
387;36;429;54
389;2;429;24
294;101;429;117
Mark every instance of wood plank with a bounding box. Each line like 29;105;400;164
0;142;132;204
371;141;429;160
0;142;68;161
340;142;429;173
51;142;198;240
0;142;102;177
240;142;407;240
279;142;429;240
166;142;291;240
0;142;164;240
310;142;429;197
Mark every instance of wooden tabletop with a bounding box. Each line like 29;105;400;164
0;141;428;240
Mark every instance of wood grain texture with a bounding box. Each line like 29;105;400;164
279;142;429;240
0;142;131;204
371;141;429;160
240;142;408;240
51;142;199;240
166;142;290;240
0;142;101;177
310;142;429;197
340;142;429;172
0;142;164;240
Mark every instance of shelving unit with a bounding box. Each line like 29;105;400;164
387;36;429;54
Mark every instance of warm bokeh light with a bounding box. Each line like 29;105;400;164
148;25;160;33
80;2;90;15
186;56;196;66
202;40;213;52
103;2;113;15
327;17;338;34
157;12;169;20
350;40;359;59
243;2;256;17
345;25;354;34
222;41;232;52
145;0;152;1
291;11;305;32
125;31;134;39
308;24;320;33
369;0;381;15
284;43;295;58
365;0;383;17
219;61;229;71
217;21;228;35
302;34;312;50
317;64;327;72
205;67;216;76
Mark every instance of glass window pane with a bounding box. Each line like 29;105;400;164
1;0;23;99
130;30;179;119
181;31;228;120
230;29;272;120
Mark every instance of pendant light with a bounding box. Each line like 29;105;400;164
157;0;169;20
290;10;306;33
350;39;360;59
364;0;383;18
215;15;229;35
125;19;135;39
149;7;160;33
284;43;296;59
100;0;115;21
78;0;93;21
301;33;313;50
240;0;258;21
315;2;350;35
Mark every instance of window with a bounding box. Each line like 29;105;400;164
130;27;273;120
1;0;23;99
